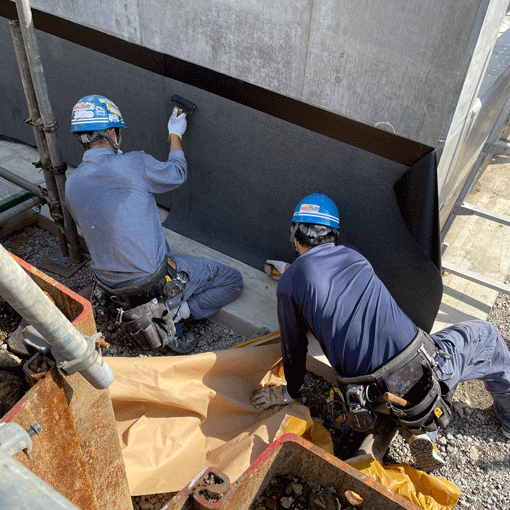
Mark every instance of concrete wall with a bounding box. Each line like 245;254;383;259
1;0;509;329
18;0;490;148
0;12;444;331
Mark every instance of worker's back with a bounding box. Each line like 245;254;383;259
65;147;186;288
277;243;419;377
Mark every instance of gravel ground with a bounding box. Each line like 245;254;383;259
1;225;510;510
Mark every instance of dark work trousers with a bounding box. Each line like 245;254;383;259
168;253;243;320
428;320;510;439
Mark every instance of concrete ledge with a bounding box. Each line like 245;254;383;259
159;209;331;364
159;209;280;338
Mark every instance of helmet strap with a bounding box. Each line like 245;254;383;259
289;223;301;243
103;129;121;154
74;129;120;153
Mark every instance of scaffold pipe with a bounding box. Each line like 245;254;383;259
0;243;114;390
0;448;80;510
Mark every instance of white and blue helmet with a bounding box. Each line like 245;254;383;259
71;95;128;133
291;193;340;229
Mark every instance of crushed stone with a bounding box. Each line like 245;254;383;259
1;225;510;510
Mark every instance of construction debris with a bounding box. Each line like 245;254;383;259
251;473;359;510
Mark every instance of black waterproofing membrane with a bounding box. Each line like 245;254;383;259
0;4;442;331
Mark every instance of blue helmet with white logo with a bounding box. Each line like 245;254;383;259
70;95;128;133
291;193;340;229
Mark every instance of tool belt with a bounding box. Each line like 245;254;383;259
95;257;186;307
333;328;453;435
92;258;186;350
117;296;176;350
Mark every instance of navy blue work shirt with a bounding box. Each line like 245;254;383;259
277;243;418;398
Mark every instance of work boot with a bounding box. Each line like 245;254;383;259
502;426;510;440
409;434;446;473
166;322;197;355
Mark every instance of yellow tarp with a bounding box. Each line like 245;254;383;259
353;456;460;510
284;415;334;455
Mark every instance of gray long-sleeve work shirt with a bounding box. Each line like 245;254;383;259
65;147;187;288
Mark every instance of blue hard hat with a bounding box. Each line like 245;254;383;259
291;193;340;229
70;95;128;132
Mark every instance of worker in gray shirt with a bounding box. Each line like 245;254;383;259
66;95;243;353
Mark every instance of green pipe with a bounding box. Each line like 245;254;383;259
0;165;47;205
0;192;43;214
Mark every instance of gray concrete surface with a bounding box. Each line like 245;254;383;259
1;138;509;364
14;0;507;148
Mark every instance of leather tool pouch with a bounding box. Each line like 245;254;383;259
337;329;453;435
384;353;427;398
120;297;176;350
389;369;453;434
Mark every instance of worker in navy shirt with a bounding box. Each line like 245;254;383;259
252;193;510;473
277;241;418;396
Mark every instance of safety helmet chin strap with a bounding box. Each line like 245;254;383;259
290;223;301;243
290;223;336;243
75;129;121;154
99;129;121;154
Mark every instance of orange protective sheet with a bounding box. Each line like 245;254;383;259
105;344;313;496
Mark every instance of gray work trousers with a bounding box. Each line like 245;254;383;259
168;253;243;320
430;320;510;436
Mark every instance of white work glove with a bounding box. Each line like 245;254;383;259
251;385;295;410
264;260;290;281
167;107;187;140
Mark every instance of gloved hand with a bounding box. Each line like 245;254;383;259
167;107;187;140
264;260;290;281
251;385;294;410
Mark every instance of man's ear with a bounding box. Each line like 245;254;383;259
108;128;117;146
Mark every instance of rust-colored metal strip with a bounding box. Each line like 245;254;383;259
3;368;101;509
3;252;133;509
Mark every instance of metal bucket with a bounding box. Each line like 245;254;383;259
163;433;420;510
1;252;132;510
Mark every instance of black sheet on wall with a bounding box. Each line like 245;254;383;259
0;10;442;331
